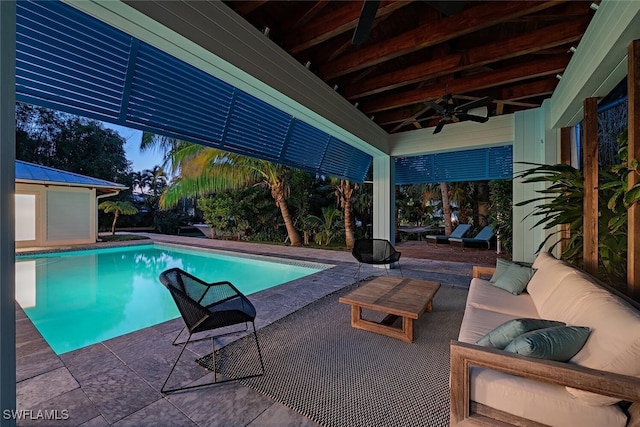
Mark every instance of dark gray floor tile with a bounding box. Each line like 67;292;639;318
112;398;197;427
78;415;110;427
167;379;274;427
102;326;163;359
106;330;184;366
79;365;161;424
247;402;320;427
16;348;64;383
16;388;100;427
17;367;79;408
149;318;183;336
60;344;124;383
126;347;208;392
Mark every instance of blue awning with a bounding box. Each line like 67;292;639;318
15;1;372;183
395;145;513;185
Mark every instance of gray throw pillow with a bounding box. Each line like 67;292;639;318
492;262;536;295
503;326;591;362
476;318;566;349
490;258;512;282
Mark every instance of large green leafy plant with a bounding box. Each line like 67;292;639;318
517;130;640;289
488;179;513;255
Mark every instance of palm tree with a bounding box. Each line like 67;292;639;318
439;182;453;235
149;165;167;196
449;182;470;225
332;178;359;249
131;171;144;194
160;143;303;246
140;132;179;169
98;200;138;235
423;183;453;235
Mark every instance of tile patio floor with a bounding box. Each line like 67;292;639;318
15;234;485;426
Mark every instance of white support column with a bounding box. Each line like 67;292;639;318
512;101;560;263
0;1;17;424
372;154;395;244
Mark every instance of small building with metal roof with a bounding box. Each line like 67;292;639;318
15;160;127;248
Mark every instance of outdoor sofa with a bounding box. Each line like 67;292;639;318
450;252;640;426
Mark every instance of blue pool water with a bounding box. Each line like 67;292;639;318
15;244;323;354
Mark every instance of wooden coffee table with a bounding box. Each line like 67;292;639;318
339;276;441;343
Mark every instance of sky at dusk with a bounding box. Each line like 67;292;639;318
101;122;164;173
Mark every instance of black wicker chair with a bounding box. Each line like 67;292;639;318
159;267;264;393
352;239;402;280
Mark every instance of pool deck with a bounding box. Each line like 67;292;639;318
16;234;483;426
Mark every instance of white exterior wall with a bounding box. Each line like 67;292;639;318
389;114;515;157
15;183;97;248
372;155;395;244
512;101;561;263
550;0;640;128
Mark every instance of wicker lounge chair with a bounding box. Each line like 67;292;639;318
425;223;472;245
352;238;402;280
159;267;264;393
449;225;495;249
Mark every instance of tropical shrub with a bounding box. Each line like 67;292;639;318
198;193;236;238
488;179;513;255
307;207;343;246
516;129;640;289
154;208;190;235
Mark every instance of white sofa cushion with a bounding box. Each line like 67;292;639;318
536;270;600;320
466;278;539;318
457;305;524;345
541;272;640;405
527;252;578;312
470;367;628;427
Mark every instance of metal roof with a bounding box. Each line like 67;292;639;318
15;0;372;183
15;160;127;192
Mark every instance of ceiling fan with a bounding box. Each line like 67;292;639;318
423;94;493;134
352;0;466;45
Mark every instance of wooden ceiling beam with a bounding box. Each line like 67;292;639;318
345;18;586;99
375;107;427;126
319;1;565;80
292;1;330;30
361;55;569;114
375;89;541;127
286;1;410;54
230;1;268;16
389;104;432;132
509;0;592;21
501;78;558;101
345;54;462;99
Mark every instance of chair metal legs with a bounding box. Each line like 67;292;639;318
354;262;403;281
161;321;265;394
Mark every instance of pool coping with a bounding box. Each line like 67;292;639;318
16;242;338;357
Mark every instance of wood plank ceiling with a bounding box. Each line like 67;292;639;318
224;0;597;134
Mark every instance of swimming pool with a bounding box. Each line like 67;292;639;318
15;243;325;354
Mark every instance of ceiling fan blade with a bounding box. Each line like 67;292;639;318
433;120;446;134
352;0;380;45
455;96;493;112
424;101;446;114
456;113;489;123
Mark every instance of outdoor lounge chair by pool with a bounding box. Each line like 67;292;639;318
352;238;402;280
159;267;264;393
425;223;472;245
449;225;495;249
